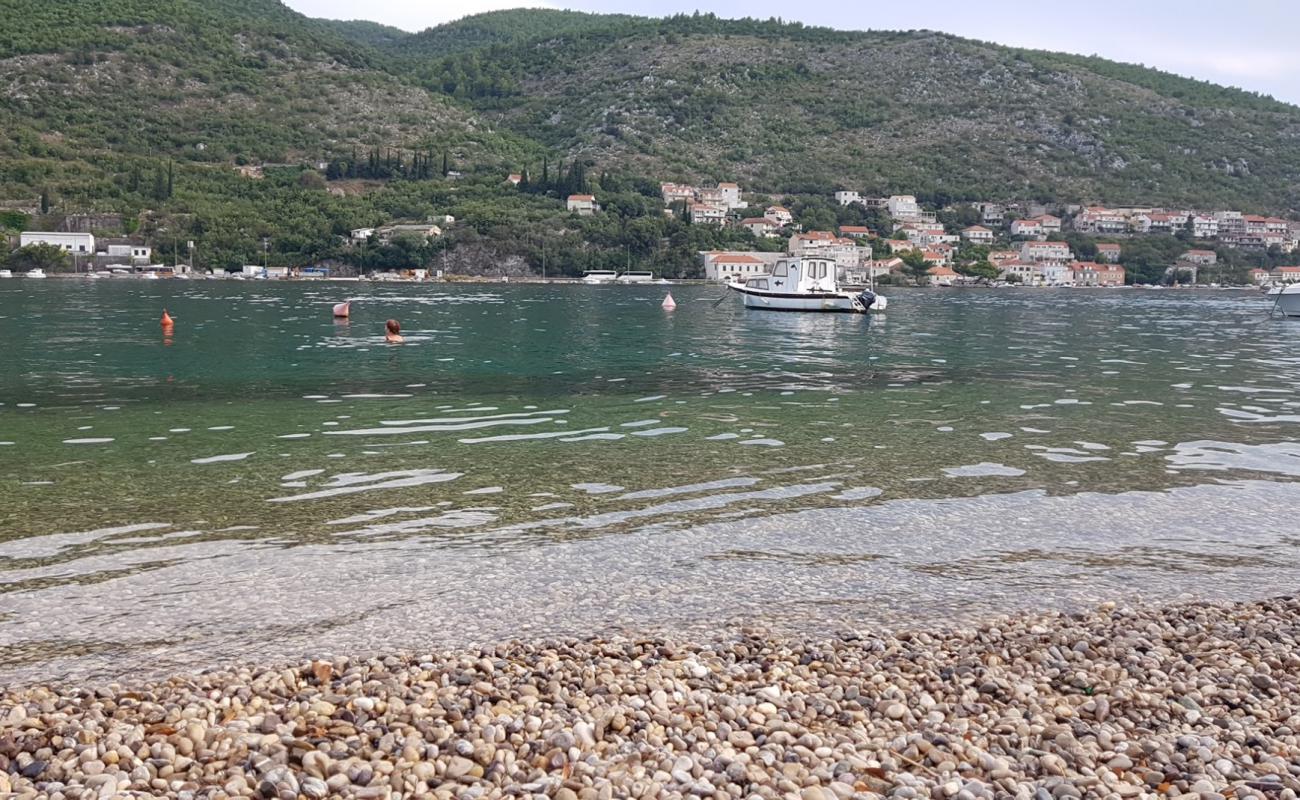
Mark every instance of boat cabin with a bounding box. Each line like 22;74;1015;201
766;257;838;294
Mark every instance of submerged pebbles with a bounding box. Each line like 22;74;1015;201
3;597;1300;799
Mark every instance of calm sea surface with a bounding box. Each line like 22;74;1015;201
2;280;1299;683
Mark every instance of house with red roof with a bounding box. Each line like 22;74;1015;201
1010;218;1044;240
926;265;958;286
764;206;793;226
566;194;598;215
962;225;994;244
1270;266;1300;284
740;217;779;237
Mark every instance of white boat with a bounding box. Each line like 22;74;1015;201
728;256;886;313
25;268;46;279
1267;284;1300;317
616;270;655;284
581;270;619;284
0;269;12;278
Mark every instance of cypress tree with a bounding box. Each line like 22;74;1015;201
166;160;174;199
40;188;49;214
442;150;449;176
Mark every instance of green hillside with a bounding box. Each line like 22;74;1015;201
2;3;1298;275
386;12;1300;212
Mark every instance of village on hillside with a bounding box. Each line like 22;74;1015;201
8;171;1300;285
647;182;1300;288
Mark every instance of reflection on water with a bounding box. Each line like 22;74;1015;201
2;282;1300;682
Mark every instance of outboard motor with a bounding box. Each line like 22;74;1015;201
857;290;877;310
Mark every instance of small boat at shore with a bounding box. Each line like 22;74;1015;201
727;256;886;313
1267;284;1300;317
25;268;46;279
0;269;11;278
581;270;619;284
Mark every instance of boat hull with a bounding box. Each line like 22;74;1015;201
732;285;874;313
1272;287;1300;317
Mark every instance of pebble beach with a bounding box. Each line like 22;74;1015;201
3;597;1299;800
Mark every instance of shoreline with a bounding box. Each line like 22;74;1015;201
3;597;1298;799
2;273;1265;290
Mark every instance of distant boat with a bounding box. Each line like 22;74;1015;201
1267;284;1300;317
616;270;655;284
726;256;885;313
0;269;11;278
581;270;619;284
25;268;46;279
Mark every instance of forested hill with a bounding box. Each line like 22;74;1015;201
350;10;1300;212
2;2;1300;221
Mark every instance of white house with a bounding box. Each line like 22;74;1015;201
1191;215;1219;239
350;227;375;244
1040;262;1074;286
765;206;793;226
717;183;746;210
834;190;862;206
1000;261;1043;286
926;265;959;286
1249;268;1271;285
702;252;780;282
1271;266;1300;284
103;242;152;265
1182;249;1217;265
567;195;598;215
1033;214;1062;235
887;195;922;222
740;217;778;237
1009;219;1044;240
690;204;727;226
1019;241;1072;264
20;231;94;254
1074;207;1129;235
962;225;994;244
788;231;838;255
660;183;695;205
839;226;872;239
1214;211;1246;242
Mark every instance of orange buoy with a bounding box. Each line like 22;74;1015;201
161;309;174;329
332;301;350;318
661;293;677;311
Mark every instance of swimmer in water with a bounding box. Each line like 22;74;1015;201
385;318;404;344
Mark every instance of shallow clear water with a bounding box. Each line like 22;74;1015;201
2;280;1299;683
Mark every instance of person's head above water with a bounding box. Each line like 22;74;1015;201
385;319;400;335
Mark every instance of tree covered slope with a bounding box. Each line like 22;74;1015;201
2;3;1298;222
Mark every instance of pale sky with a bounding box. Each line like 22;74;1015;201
287;0;1300;106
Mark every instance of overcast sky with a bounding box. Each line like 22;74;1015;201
286;0;1300;106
